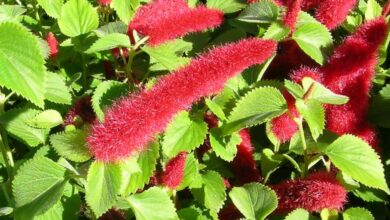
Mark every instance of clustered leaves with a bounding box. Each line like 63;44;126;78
0;0;390;220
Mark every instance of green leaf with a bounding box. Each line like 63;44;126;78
284;80;304;99
237;0;279;23
50;129;92;162
343;207;374;220
111;0;139;24
178;207;208;220
13;157;67;218
369;84;390;128
94;21;128;37
58;0;99;37
143;39;192;71
26;110;63;129
178;153;199;190
284;209;318;220
86;161;122;218
293;12;333;65
45;73;72;105
0;108;49;147
86;33;131;53
209;130;241;161
229;183;278;220
324;135;389;193
295;99;325;141
221;87;287;134
301;77;349;105
0;5;26;22
37;0;63;18
365;0;382;20
260;148;284;180
123;142;159;195
263;21;290;41
0;22;46;107
127;187;178;220
207;0;246;13
191;171;226;217
92;80;130;122
205;98;227;120
162;111;208;158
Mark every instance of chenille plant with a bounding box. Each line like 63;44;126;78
0;0;390;219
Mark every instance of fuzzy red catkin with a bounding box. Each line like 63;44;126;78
282;0;303;31
270;91;299;143
129;0;224;46
314;0;357;29
231;129;262;184
161;152;188;189
45;32;58;58
272;171;347;213
87;38;277;162
322;17;388;135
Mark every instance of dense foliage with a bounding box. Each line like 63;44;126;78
0;0;389;219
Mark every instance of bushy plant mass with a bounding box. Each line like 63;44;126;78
1;0;390;219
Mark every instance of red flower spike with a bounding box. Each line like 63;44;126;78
322;18;388;135
265;40;318;79
64;96;96;127
282;0;303;31
98;0;111;6
272;171;347;213
99;209;126;220
314;0;357;29
161;152;188;189
111;48;129;59
102;61;116;80
270;91;299;143
129;0;224;46
45;32;58;58
232;129;262;184
88;38;276;162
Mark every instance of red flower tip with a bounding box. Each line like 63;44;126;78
223;178;232;189
45;32;58;58
290;66;322;84
272;171;347;213
314;0;357;29
282;0;303;31
161;152;188;189
232;129;262;184
102;61;116;80
204;112;219;129
129;0;224;46
270;91;298;143
87;38;277;162
64;96;96;127
98;0;111;6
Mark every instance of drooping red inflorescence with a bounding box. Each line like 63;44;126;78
45;32;58;58
282;0;303;31
161;152;188;189
314;0;357;30
232;129;262;184
87;38;277;162
97;0;111;6
272;171;347;213
270;91;299;143
129;0;224;46
289;66;323;84
322;17;388;136
352;123;381;153
64;96;96;127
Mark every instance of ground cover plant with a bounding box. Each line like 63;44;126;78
0;0;390;219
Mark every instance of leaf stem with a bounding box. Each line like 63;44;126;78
296;118;308;177
0;128;14;181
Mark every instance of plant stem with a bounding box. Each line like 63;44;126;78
0;129;14;181
297;118;308;177
81;54;88;88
